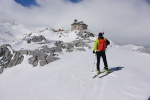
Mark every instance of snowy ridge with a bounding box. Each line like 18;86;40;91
122;44;144;52
0;22;150;100
0;21;31;42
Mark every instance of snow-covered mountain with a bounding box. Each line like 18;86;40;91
0;21;150;100
0;21;31;43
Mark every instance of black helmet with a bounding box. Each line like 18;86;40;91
98;32;104;37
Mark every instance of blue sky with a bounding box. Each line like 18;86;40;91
146;0;150;3
15;0;82;7
15;0;38;7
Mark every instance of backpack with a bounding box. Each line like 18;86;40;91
97;38;107;51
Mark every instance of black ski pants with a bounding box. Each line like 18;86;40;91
96;51;108;71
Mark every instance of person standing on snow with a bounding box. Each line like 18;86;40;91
93;32;110;74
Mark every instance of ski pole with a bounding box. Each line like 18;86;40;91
92;54;96;72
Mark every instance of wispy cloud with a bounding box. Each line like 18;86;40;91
0;0;150;47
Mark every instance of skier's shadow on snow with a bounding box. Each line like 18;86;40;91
109;66;124;72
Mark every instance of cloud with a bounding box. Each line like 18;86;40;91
0;0;150;47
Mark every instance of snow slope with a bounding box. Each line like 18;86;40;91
0;42;150;100
0;22;150;100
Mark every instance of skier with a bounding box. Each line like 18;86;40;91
93;32;110;74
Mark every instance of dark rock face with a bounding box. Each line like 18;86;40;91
23;35;47;44
77;31;94;39
32;35;46;42
0;67;3;74
0;44;26;69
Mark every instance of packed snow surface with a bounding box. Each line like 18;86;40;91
0;45;150;100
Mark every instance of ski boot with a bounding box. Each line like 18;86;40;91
97;70;101;74
105;69;110;74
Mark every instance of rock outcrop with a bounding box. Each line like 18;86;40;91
141;48;150;54
23;34;47;44
0;38;91;74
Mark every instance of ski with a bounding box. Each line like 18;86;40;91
92;74;100;78
99;71;113;78
99;67;119;78
92;71;105;78
92;67;120;79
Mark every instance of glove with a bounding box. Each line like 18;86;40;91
93;51;95;54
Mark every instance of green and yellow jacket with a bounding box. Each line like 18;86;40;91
93;37;110;51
